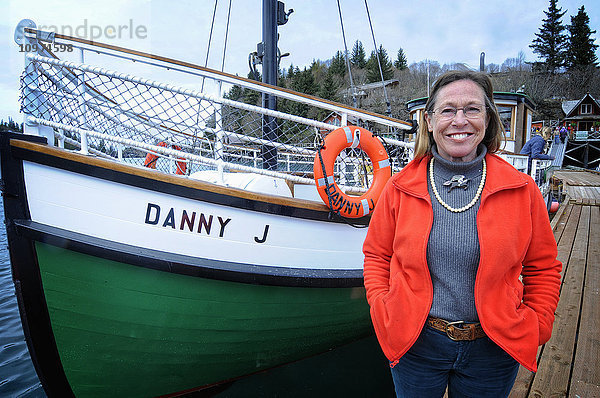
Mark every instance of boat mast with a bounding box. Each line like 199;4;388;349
261;0;291;170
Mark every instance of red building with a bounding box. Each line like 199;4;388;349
561;93;600;139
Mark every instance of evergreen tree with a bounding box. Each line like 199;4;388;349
243;71;261;105
394;48;408;70
329;50;347;77
0;118;22;132
319;71;339;102
350;40;367;68
294;67;319;95
286;64;297;80
566;6;599;69
366;45;394;83
288;67;319;117
278;67;287;86
530;0;568;72
224;85;244;101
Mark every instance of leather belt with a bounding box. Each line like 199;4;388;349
426;316;486;341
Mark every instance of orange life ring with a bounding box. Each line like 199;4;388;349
313;126;391;218
144;141;187;175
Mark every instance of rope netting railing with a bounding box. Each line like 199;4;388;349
20;49;411;194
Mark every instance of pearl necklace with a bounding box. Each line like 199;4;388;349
429;157;486;213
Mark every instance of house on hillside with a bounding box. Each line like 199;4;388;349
319;112;365;136
561;93;600;140
406;92;536;154
342;79;399;107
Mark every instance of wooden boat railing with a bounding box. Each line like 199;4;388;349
18;25;413;195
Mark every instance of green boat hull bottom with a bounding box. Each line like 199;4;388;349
36;242;373;397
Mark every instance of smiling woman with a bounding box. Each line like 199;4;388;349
415;71;504;161
424;80;489;162
363;71;562;397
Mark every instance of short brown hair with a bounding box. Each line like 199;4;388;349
414;70;505;158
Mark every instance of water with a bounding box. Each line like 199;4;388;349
0;196;46;397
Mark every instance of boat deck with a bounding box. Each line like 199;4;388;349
509;169;600;397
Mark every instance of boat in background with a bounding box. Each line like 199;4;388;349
2;10;412;397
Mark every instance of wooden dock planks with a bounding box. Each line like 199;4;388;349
509;189;599;397
553;170;600;206
570;206;600;398
529;205;589;397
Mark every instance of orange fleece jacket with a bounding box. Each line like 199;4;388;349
363;153;561;372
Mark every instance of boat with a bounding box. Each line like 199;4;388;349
2;7;412;397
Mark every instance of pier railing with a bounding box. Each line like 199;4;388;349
531;159;553;199
573;130;600;141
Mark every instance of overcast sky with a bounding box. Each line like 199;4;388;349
2;0;599;121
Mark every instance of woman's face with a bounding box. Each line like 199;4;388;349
425;79;489;162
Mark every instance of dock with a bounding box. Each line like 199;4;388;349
552;169;600;205
509;169;600;398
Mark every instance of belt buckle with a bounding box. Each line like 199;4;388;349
445;320;466;341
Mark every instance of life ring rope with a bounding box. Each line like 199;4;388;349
316;147;346;222
313;126;391;220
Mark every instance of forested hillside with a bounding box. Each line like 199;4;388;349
229;0;599;123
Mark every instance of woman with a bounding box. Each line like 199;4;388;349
520;126;554;174
363;70;561;397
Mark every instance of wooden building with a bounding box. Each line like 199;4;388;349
561;93;600;140
319;112;361;137
561;94;600;170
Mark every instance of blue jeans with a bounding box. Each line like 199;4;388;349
390;326;519;397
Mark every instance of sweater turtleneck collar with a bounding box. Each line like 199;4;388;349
431;144;487;180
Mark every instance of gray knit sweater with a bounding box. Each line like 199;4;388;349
426;145;487;322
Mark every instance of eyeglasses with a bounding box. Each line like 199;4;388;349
429;105;486;120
